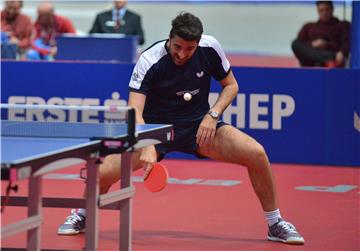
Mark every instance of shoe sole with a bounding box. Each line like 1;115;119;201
268;236;305;245
57;228;86;235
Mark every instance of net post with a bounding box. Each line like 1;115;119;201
127;108;136;146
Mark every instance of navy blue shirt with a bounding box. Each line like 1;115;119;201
129;35;231;124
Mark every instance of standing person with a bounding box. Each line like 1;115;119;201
89;0;145;45
27;1;76;60
0;0;32;58
291;0;350;67
58;12;304;245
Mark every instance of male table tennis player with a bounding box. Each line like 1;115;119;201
58;12;304;245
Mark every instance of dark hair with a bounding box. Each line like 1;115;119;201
169;12;203;42
316;1;333;10
5;0;23;8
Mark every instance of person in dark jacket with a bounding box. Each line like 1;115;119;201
89;0;145;45
291;1;350;67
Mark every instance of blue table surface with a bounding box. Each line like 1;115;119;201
1;136;91;163
1;121;169;164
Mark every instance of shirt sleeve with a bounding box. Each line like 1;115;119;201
89;14;101;33
134;15;145;45
206;36;231;81
297;23;311;44
339;21;350;55
58;16;76;34
326;21;350;55
17;16;33;50
128;54;153;95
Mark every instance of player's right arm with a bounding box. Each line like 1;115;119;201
128;44;166;177
128;91;157;179
128;91;147;124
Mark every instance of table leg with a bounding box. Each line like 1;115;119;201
85;158;99;251
27;175;42;251
120;152;132;251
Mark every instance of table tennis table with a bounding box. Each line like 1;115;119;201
1;119;173;251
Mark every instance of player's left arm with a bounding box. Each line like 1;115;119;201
197;35;239;146
212;70;239;115
197;71;238;146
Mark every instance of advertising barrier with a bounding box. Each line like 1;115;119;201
56;34;138;63
2;61;359;166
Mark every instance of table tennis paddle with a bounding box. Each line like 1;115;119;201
144;163;168;192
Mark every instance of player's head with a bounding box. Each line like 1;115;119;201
4;1;23;22
316;0;334;22
37;2;55;26
170;12;203;42
168;12;203;66
114;0;127;10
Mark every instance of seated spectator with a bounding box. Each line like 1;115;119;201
1;0;32;59
27;2;76;60
89;0;145;45
291;1;350;67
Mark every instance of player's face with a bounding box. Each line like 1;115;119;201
168;35;198;66
317;3;333;22
114;0;127;9
38;12;53;25
4;1;21;21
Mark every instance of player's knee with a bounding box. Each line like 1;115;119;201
99;169;119;186
131;151;143;171
99;154;121;185
251;142;268;164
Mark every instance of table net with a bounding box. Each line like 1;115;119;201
0;104;135;139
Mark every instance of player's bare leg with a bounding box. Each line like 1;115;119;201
197;125;304;244
57;153;143;235
98;152;143;194
197;125;277;211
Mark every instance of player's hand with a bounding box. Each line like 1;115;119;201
196;115;217;146
50;46;58;56
335;51;345;66
311;39;327;49
9;36;19;45
140;145;157;179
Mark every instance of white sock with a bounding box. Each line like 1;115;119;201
77;208;86;216
264;209;281;226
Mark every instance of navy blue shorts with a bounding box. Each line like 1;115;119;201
153;119;228;161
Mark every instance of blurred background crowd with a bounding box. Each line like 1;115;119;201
1;0;354;67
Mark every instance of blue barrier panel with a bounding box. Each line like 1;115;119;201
1;61;134;122
210;67;328;164
56;34;138;63
1;61;359;166
209;67;359;166
350;1;360;68
326;69;360;165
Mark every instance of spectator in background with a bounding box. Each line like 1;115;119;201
27;1;76;60
291;1;350;67
1;0;32;59
89;0;145;45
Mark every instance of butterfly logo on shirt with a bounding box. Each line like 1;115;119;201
196;71;204;78
132;72;140;81
176;89;200;97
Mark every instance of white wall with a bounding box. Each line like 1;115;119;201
17;1;352;56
